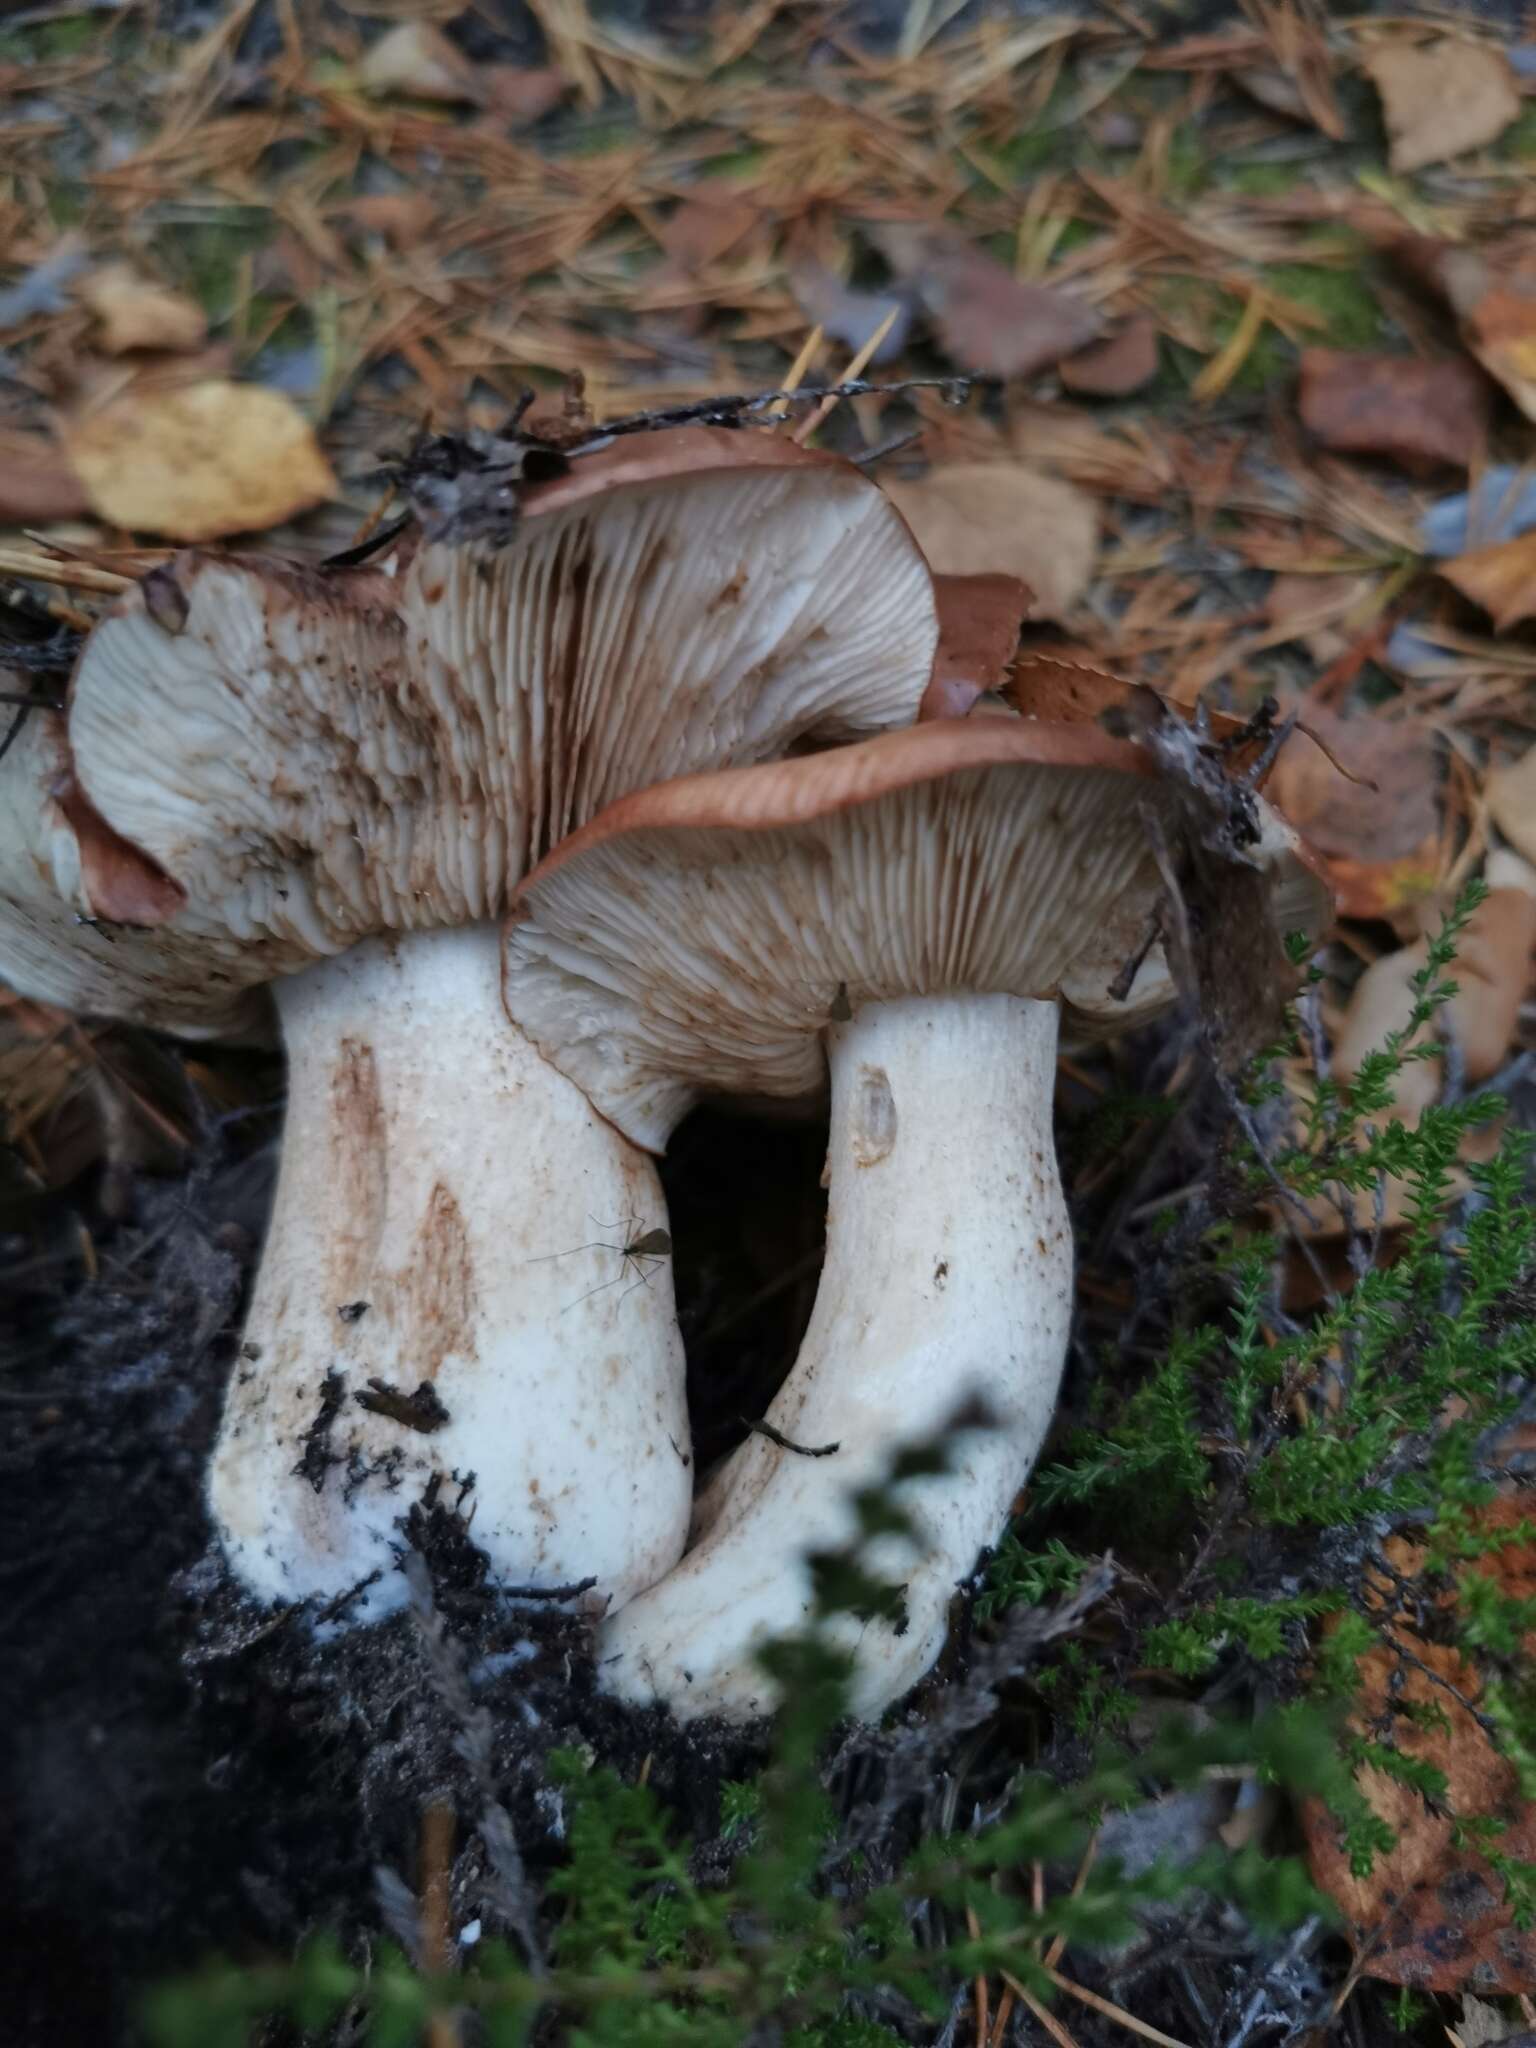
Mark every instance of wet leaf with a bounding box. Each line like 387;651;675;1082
1267;705;1442;921
883;462;1097;621
62;380;336;541
1305;1504;1536;1993
1298;348;1492;475
1442;531;1536;632
873;224;1101;378
1363;38;1519;174
789;262;912;364
1058;316;1159;397
357;22;482;104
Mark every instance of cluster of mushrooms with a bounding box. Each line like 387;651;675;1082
0;425;1327;1723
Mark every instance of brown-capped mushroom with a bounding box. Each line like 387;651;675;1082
503;717;1328;1720
1;428;941;1619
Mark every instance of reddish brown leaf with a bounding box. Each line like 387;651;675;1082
1299;349;1492;475
921;573;1031;719
873;224;1101;379
656;186;759;270
0;432;91;524
1363;38;1519;174
1305;1504;1536;1993
1267;704;1442;921
1058;317;1159;397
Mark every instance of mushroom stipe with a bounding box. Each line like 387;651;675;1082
504;719;1328;1720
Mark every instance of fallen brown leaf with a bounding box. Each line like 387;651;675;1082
884;463;1097;621
0;430;91;525
656;186;759;270
1363;38;1520;174
1442;530;1536;632
1266;572;1374;664
873;224;1101;379
921;572;1032;720
1306;1502;1536;1992
62;381;336;542
1298;349;1492;475
1490;745;1536;869
482;65;567;123
78;263;206;356
336;192;440;249
357;21;482;103
1058;317;1159;398
1333;849;1536;1106
1267;704;1442;921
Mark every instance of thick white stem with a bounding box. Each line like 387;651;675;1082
208;927;691;1619
599;993;1071;1721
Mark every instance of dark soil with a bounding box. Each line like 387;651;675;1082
0;1095;820;2048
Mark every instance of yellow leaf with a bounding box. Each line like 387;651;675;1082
1363;38;1519;174
78;263;206;356
63;381;336;541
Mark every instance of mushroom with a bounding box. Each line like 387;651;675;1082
1;427;940;1618
503;717;1327;1719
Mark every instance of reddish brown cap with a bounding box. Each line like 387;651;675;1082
503;716;1327;1151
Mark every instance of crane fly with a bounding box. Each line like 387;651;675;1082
528;1213;673;1311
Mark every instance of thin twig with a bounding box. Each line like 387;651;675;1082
1041;1965;1194;2048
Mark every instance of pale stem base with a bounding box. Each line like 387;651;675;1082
599;992;1071;1721
208;926;692;1618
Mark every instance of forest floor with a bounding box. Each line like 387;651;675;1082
5;4;1536;2046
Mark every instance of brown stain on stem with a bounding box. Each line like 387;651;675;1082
328;1037;388;1296
397;1180;475;1379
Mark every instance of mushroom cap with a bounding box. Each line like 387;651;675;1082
13;428;937;1028
502;717;1326;1153
0;705;265;1037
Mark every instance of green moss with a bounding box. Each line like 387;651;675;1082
1263;259;1386;350
1165;122;1210;201
166;216;273;322
0;11;100;57
1224;162;1302;197
1500;106;1536;158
